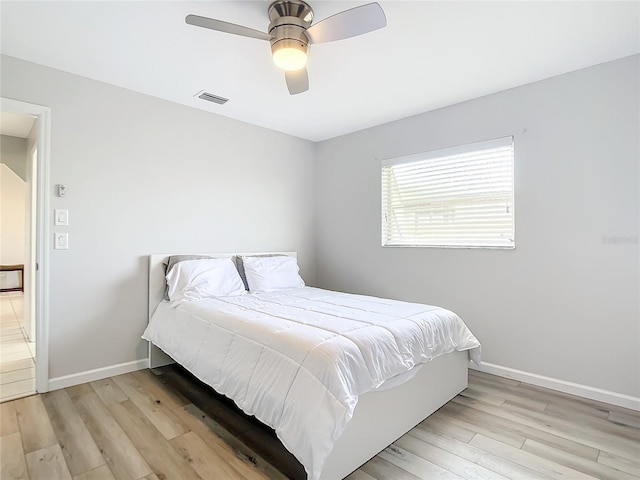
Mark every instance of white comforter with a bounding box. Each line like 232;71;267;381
142;287;480;479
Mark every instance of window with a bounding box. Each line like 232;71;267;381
382;136;514;248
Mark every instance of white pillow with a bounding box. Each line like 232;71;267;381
242;255;305;293
166;258;246;302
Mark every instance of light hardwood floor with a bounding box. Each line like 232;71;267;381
0;367;638;480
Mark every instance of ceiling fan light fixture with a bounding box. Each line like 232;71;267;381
271;39;308;71
186;1;387;94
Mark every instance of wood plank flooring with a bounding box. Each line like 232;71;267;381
0;366;638;479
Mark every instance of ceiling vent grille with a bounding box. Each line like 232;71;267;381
195;91;229;105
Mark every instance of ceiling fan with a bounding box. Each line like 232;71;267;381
186;1;387;95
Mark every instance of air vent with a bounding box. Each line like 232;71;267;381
195;90;229;105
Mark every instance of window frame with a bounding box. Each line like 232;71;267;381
381;136;515;249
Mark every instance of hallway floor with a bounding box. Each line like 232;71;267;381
0;293;36;403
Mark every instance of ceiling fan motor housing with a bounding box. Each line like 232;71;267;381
268;0;313;60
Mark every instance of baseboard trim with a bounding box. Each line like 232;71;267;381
45;358;639;411
48;358;149;392
471;361;640;411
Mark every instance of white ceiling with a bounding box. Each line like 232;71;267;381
1;1;638;142
0;111;36;138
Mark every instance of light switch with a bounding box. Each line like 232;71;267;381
54;232;69;250
54;209;69;226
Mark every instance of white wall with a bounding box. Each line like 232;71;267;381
1;134;28;180
314;55;639;400
1;55;317;380
1;133;29;325
2;52;638;403
0;163;26;270
0;134;29;285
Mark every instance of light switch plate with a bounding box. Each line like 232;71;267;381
54;232;69;250
54;209;69;226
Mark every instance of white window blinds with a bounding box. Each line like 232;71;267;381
382;137;514;248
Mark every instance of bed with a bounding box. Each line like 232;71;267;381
144;252;481;480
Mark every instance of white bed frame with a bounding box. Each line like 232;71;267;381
147;253;469;480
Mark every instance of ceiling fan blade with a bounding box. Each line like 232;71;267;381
305;3;386;44
185;14;272;41
285;68;309;95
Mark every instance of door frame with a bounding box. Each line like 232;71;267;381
1;97;51;393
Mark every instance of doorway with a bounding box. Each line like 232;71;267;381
0;98;50;401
